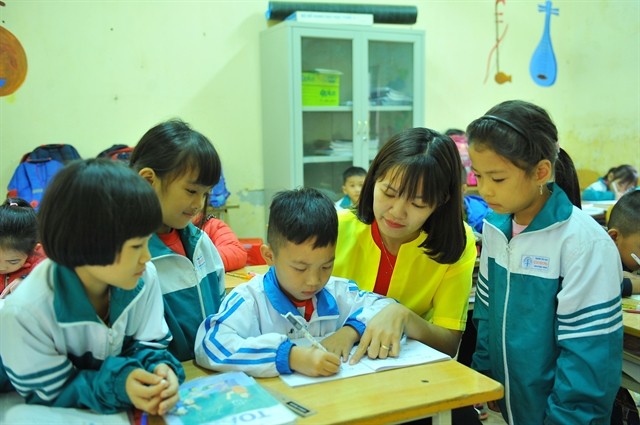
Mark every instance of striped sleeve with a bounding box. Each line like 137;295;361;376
194;291;289;378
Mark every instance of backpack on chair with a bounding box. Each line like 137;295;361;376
97;144;134;163
7;144;81;210
21;144;81;163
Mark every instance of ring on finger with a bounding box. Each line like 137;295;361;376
381;345;390;350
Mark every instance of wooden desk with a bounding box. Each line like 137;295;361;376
621;297;640;392
225;265;269;293
150;360;503;425
623;297;640;337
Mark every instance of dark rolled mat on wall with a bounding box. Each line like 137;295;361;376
265;2;418;24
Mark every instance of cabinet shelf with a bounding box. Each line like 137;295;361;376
302;106;353;113
369;105;414;112
303;155;354;164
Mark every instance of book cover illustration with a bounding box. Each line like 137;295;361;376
164;371;296;425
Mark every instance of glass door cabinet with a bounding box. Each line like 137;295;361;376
260;21;424;208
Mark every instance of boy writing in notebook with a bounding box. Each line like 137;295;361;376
194;187;396;378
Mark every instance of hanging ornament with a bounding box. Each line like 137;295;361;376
529;0;559;87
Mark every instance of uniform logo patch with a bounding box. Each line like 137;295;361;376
521;255;550;271
195;254;206;271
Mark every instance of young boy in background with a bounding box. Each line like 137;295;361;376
607;190;640;425
194;187;396;378
607;190;640;296
335;166;366;210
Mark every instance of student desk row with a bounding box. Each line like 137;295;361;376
622;297;640;393
225;264;270;292
0;358;503;425
147;359;503;425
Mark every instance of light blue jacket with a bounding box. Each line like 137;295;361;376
472;183;622;425
149;223;225;361
0;260;184;413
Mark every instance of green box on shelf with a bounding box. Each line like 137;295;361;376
301;69;341;106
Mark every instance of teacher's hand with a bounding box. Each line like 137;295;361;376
349;303;410;364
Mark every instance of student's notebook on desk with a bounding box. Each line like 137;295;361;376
164;371;297;425
281;338;450;387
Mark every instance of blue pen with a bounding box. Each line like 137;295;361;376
284;312;328;352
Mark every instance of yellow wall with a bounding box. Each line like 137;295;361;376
1;0;638;238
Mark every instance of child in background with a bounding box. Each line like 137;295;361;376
0;197;46;298
335;166;367;210
608;190;640;425
446;128;476;186
0;159;184;415
130;119;226;361
467;100;622;424
195;188;396;378
582;164;638;201
460;167;491;235
608;190;640;296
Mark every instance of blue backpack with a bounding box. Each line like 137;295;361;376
209;171;230;208
21;144;81;163
7;144;81;210
7;160;65;210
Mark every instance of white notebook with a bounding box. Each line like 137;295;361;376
280;338;450;387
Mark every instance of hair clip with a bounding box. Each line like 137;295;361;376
481;115;529;141
9;202;18;206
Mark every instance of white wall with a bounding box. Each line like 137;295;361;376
1;0;638;239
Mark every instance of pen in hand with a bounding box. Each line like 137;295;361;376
284;312;328;352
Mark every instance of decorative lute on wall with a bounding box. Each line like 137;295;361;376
529;0;559;87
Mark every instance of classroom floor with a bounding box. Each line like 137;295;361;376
479;404;507;424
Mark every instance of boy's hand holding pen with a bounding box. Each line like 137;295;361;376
285;312;341;377
285;312;327;352
623;260;640;314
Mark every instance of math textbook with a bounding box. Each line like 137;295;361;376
163;371;297;425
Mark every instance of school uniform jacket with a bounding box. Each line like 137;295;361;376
148;223;225;361
0;259;184;414
194;267;395;378
472;183;623;425
581;178;614;201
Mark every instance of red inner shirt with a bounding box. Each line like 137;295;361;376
158;229;187;256
291;298;315;322
371;220;396;296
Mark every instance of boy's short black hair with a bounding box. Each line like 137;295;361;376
267;187;337;253
608;190;640;236
342;166;367;183
38;159;163;267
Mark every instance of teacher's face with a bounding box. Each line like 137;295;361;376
373;170;435;247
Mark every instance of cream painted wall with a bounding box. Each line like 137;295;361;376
1;0;638;239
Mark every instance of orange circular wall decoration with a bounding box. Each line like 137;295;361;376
0;25;28;96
